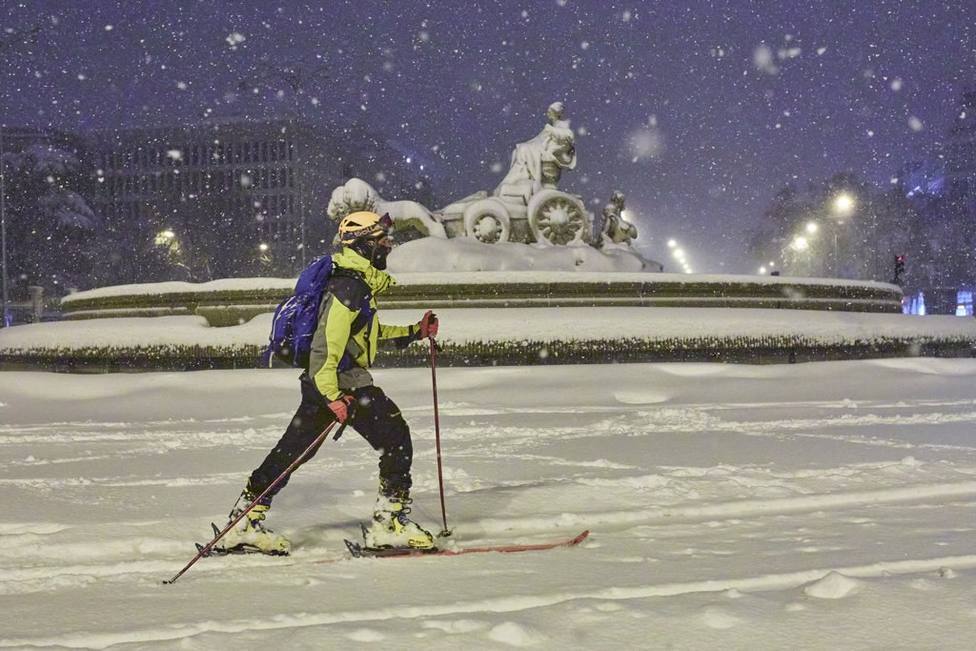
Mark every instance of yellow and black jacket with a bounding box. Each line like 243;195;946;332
308;248;418;400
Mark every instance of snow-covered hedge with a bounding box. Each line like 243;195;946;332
2;308;973;371
1;336;972;372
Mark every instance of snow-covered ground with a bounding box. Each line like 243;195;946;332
2;359;976;648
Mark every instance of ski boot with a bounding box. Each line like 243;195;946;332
213;491;291;556
363;491;436;551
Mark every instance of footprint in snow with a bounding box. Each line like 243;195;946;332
701;606;742;629
488;621;542;647
346;628;385;642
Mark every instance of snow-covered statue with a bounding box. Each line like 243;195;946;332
328;178;446;240
494;101;577;203
598;191;638;248
430;101;591;245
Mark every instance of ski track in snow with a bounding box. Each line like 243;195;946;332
4;554;976;649
2;361;976;647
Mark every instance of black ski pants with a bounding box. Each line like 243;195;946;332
246;373;413;504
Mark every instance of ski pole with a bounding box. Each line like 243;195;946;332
429;336;450;537
164;418;347;585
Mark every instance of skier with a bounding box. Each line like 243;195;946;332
216;210;440;555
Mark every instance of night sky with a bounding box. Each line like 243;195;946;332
3;0;974;272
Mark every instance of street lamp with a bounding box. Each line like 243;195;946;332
667;239;677;249
791;235;809;252
805;221;819;234
154;229;176;246
829;192;857;276
758;265;767;274
832;192;856;221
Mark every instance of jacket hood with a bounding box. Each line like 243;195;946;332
333;247;395;294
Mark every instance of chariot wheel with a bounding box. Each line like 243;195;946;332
462;198;511;244
527;190;589;245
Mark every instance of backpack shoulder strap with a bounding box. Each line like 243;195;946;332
329;267;372;311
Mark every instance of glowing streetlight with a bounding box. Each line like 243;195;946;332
832;192;856;218
791;235;809;252
154;229;176;245
667;239;677;248
258;242;270;252
805;221;819;235
758;265;767;274
673;248;685;260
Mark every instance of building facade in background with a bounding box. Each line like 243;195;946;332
3;116;432;289
90;119;333;279
88;118;430;280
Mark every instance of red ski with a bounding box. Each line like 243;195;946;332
341;530;590;560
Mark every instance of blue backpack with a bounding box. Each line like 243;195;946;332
263;255;336;369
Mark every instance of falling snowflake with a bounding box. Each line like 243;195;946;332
628;125;664;162
226;32;246;49
753;45;778;75
166;149;182;161
908;116;924;132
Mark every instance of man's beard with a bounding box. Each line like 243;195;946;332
371;244;391;270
